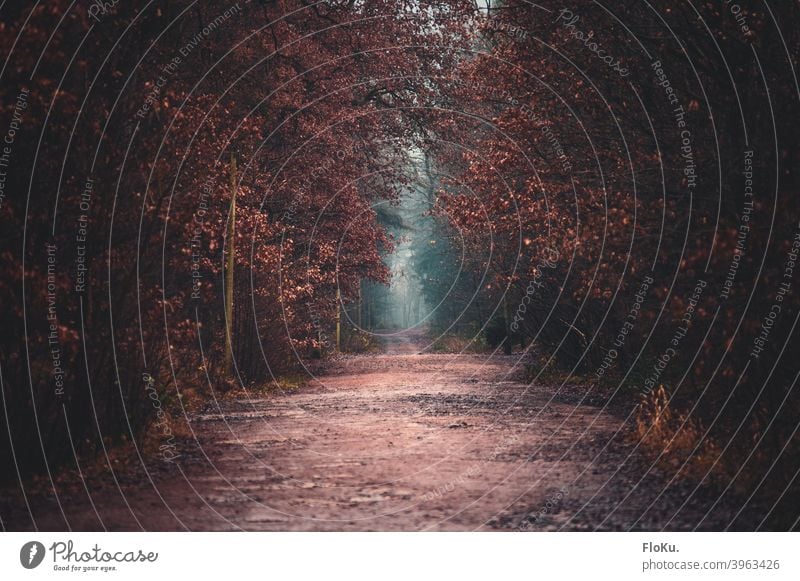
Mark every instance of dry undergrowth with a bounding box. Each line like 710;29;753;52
635;384;724;483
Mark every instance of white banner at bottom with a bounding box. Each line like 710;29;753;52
0;532;796;580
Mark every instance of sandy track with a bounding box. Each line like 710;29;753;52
1;331;745;531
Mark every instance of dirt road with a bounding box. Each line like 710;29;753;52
2;328;744;531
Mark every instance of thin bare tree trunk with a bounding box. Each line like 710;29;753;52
224;152;236;377
335;287;341;352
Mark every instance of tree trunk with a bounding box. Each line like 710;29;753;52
224;152;236;377
503;292;512;355
335;287;341;353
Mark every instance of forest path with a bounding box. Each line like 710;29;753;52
4;329;739;531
